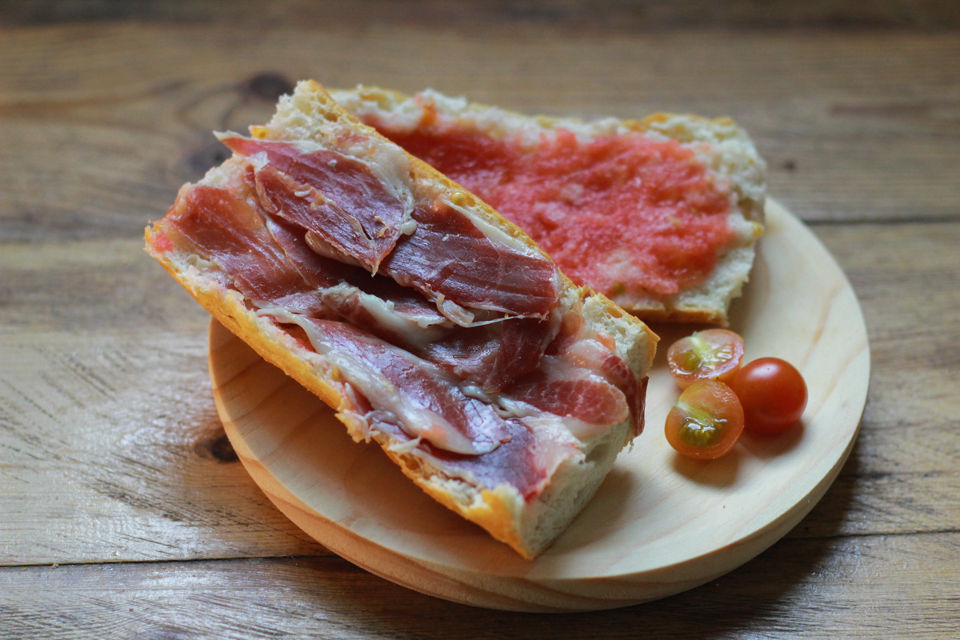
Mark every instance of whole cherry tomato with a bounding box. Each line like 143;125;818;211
731;357;807;435
667;329;745;389
665;379;745;460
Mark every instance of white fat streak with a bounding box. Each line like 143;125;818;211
520;413;606;444
354;137;418;236
254;306;497;456
320;281;451;348
436;295;475;327
304;231;363;267
463;379;600;447
384;434;424;455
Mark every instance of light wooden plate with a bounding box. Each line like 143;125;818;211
208;199;870;612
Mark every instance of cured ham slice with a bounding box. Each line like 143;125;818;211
161;184;315;304
558;325;644;435
418;316;558;393
505;357;629;429
271;314;514;456
222;134;561;322
146;79;658;558
223;136;407;271
379;200;561;321
166;177;556;391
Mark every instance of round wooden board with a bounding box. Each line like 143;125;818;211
208;199;870;612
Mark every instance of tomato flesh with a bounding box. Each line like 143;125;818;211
667;329;745;388
665;380;745;459
731;357;807;435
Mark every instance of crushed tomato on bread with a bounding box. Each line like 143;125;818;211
332;86;766;325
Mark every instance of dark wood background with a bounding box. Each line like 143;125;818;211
2;1;958;637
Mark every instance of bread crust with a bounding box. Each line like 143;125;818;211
146;80;657;558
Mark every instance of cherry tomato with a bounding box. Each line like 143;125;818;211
731;358;807;435
665;380;745;460
667;329;745;388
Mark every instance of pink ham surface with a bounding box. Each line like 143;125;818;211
304;318;517;455
222;135;561;321
417;316;557;392
160;184;315;303
504;358;629;428
379;200;561;319
222;136;405;270
504;313;643;435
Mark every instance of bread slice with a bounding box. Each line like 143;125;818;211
331;86;766;325
145;80;657;558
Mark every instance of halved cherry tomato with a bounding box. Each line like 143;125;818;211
665;380;745;460
731;357;807;435
667;329;745;388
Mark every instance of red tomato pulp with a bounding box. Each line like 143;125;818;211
376;123;733;300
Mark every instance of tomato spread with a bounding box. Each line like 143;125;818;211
378;126;733;297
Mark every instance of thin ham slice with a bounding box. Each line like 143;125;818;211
222;135;562;321
281;315;514;456
418;316;558;393
161;185;312;303
504;356;629;428
508;311;646;435
380;200;561;320
261;312;578;499
223;136;406;270
164;181;554;391
162;183;439;329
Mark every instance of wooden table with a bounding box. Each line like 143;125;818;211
2;2;958;637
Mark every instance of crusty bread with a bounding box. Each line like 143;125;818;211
331;86;766;325
146;80;658;558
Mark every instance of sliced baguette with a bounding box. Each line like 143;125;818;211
331;86;767;325
146;80;657;558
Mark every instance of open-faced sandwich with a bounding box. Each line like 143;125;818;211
331;86;766;325
146;80;658;558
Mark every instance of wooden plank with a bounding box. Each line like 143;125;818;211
1;25;958;232
0;242;321;564
4;0;960;30
0;327;322;565
1;532;957;638
0;238;212;334
819;223;960;434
